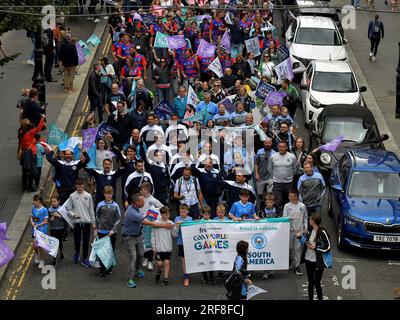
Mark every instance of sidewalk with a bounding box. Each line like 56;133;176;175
333;1;400;150
0;19;98;225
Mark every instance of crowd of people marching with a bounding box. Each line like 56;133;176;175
17;0;332;300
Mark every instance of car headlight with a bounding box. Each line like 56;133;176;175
320;153;331;165
345;214;364;226
354;97;361;106
310;95;321;108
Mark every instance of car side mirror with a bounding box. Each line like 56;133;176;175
359;86;367;93
343;39;348;45
300;84;309;90
380;134;389;141
332;184;344;193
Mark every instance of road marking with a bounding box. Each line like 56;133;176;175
335;258;358;263
388;261;400;266
101;35;111;56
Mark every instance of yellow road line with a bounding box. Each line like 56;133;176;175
17;251;34;290
102;35;111;56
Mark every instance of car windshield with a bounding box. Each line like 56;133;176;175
295;27;341;45
348;171;400;199
312;71;357;92
322;117;379;143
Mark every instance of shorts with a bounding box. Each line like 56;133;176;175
156;252;172;261
178;245;185;257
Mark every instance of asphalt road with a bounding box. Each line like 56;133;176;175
1;8;400;301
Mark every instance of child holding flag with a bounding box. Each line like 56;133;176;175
48;195;65;266
30;195;49;269
152;206;176;287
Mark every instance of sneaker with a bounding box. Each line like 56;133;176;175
142;258;148;268
103;16;109;20
163;279;170;287
262;271;270;280
34;254;40;264
369;52;373;61
294;266;302;276
372;56;376;62
183;278;190;287
87;17;93;20
147;261;153;271
73;253;79;264
155;272;161;282
126;279;137;288
27;59;34;66
137;270;145;279
81;259;91;268
94;18;100;23
38;260;45;269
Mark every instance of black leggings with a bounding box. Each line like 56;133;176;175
305;260;324;300
370;37;380;56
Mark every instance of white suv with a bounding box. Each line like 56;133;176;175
300;60;367;125
285;16;348;75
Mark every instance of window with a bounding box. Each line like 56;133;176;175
312;71;357;93
295;27;342;46
348;172;400;199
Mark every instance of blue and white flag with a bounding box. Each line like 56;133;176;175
87;34;101;46
153;100;173;120
255;81;276;100
96;122;120;140
154;31;169;48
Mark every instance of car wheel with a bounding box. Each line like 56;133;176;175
337;218;346;251
327;188;334;218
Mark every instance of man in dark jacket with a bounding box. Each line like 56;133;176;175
368;14;384;62
59;34;79;92
107;100;134;149
43;28;57;82
88;63;103;122
223;17;245;59
22;88;44;126
131;99;149;131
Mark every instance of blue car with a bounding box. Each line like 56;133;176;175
329;149;400;250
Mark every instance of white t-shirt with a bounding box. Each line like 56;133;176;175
174;177;200;206
305;229;317;262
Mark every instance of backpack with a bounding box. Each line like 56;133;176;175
178;177;199;198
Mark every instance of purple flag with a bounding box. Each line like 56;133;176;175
132;13;143;21
320;135;345;152
0;239;14;268
219;97;235;114
82;128;98;150
196;39;216;58
166;35;186;50
264;91;287;107
0;223;10;241
255;81;276;100
75;43;86;65
220;30;231;52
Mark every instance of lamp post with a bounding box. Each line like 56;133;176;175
396;42;400;119
32;26;46;106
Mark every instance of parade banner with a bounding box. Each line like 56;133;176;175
78;40;91;57
255;81;276;100
154;32;169;48
245;37;261;57
265;91;287;107
87;34;101;46
0;239;14;268
142;14;156;26
96;122;120;140
57;201;76;229
196;39;216;58
277;45;290;62
47;123;69;146
274;58;294;84
82;127;98;150
181;219;290;273
187;85;200;107
320;135;345;152
75;43;86;65
208;57;223;78
0;222;10;241
166;35;186;50
220;30;231;52
34;230;59;258
219;97;235;114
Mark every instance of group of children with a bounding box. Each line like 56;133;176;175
30;181;309;286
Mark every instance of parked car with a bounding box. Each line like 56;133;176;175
300;60;367;125
329;149;400;250
285;16;348;75
282;0;344;38
309;105;389;179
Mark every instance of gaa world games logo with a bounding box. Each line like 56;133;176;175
251;233;267;250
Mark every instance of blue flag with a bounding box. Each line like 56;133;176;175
86;143;97;169
255;81;276;100
96;122;120;140
153;100;173;120
87;34;101;46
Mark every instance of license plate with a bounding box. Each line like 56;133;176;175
373;235;400;243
